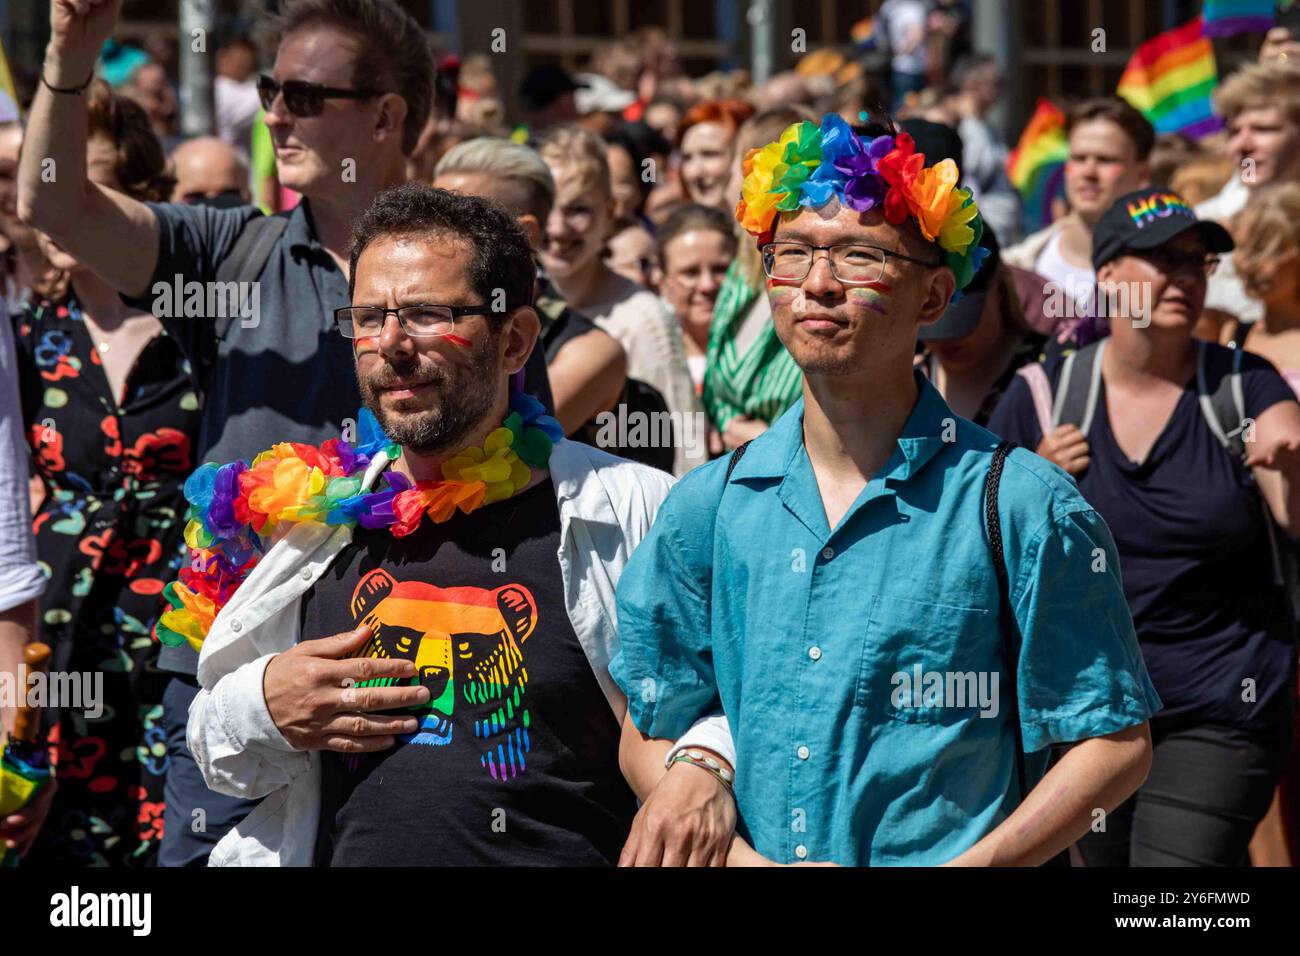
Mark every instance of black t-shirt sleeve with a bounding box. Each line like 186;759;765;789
986;370;1046;450
1240;350;1298;420
121;201;262;311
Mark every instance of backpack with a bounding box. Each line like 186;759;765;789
1016;338;1285;588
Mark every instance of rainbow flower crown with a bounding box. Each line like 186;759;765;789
736;112;989;291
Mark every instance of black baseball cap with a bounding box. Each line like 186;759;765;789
1091;187;1233;272
919;225;1001;342
519;66;587;113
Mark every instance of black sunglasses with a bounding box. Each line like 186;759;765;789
256;74;379;118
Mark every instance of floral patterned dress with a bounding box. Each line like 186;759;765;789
12;294;205;866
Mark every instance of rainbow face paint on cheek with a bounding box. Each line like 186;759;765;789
354;336;379;355
440;333;472;348
848;280;892;316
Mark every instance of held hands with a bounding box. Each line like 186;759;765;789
1036;424;1090;475
263;626;430;753
619;756;737;866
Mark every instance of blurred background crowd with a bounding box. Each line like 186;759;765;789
1;0;1300;868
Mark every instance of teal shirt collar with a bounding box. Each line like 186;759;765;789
729;371;954;488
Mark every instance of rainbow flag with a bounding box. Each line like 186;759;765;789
1006;98;1069;233
1117;16;1221;139
0;36;20;123
851;16;878;52
1202;0;1275;38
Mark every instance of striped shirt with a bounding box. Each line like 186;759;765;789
702;261;803;432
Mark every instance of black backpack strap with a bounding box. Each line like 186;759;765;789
725;440;753;480
984;440;1028;801
1197;339;1247;461
1050;338;1106;435
212;213;289;340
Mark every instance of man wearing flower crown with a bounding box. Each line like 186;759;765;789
173;185;738;865
611;113;1162;866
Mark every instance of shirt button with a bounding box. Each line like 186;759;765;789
794;844;808;859
797;745;810;760
808;646;822;661
229;619;242;633
300;568;313;581
822;546;834;560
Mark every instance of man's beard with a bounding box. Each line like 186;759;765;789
357;340;501;454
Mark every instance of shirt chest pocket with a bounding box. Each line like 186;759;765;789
855;594;999;724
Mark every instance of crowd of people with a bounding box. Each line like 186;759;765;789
0;0;1298;868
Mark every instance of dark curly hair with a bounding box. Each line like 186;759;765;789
348;183;536;329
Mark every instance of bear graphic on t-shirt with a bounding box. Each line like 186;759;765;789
347;569;537;779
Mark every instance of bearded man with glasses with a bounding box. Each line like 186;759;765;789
610;114;1163;866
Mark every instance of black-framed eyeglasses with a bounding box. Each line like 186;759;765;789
760;242;943;285
334;304;494;339
257;74;379;118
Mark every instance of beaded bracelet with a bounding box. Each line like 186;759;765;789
671;749;736;797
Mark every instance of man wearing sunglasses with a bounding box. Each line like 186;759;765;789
610;115;1161;866
20;0;434;866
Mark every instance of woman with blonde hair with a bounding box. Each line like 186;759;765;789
1229;182;1300;394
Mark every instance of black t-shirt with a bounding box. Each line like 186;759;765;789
301;476;635;865
987;345;1297;728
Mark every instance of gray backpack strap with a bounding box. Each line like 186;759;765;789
1197;342;1285;587
1197;340;1247;460
1050;339;1106;435
212;213;289;339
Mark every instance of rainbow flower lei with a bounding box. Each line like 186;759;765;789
736;112;989;291
154;390;563;653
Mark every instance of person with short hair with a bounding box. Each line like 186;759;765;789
1002;97;1154;322
1195;59;1300;333
432;136;628;438
20;0;438;865
677;98;755;213
614;112;1160;867
169;136;251;207
990;187;1300;865
182;184;735;866
537;124;702;475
